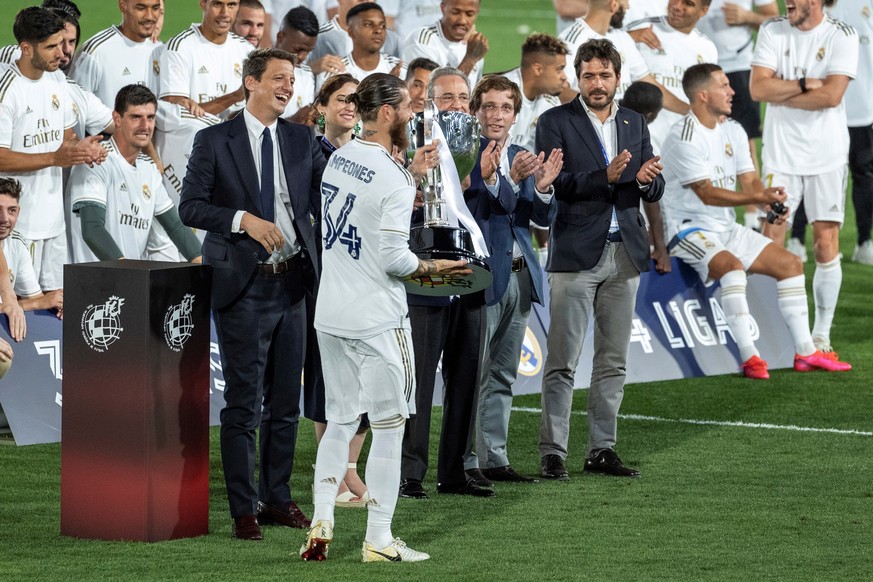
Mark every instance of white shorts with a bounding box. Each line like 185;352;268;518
22;233;66;291
317;323;416;425
762;165;848;225
669;223;771;286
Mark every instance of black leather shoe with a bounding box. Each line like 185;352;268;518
540;454;570;480
256;501;311;529
481;465;539;483
436;479;495;497
399;479;428;499
464;468;493;487
584;448;640;478
232;515;263;540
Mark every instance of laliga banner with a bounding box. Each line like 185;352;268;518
0;259;795;445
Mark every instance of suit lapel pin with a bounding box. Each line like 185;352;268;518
623;120;629;125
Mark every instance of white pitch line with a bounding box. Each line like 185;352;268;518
511;407;873;437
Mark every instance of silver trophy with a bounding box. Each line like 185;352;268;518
404;101;492;296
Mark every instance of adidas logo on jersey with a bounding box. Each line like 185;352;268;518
120;183;128;191
198;65;209;74
122;67;131;76
25;106;32;114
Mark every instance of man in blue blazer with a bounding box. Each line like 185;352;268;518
536;39;664;481
463;75;562;483
179;48;326;540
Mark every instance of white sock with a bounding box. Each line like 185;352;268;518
777;274;815;356
812;256;842;344
364;416;406;549
312;419;358;526
720;270;758;362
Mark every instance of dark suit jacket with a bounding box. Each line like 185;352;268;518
179;113;326;309
535;99;664;273
466;141;557;306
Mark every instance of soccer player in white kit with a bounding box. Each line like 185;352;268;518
68;85;202;265
661;64;851;377
750;0;859;355
402;0;488;84
381;0;441;41
0;7;106;292
156;0;254;118
301;73;468;563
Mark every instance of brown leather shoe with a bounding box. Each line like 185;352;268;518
232;515;263;540
257;501;311;529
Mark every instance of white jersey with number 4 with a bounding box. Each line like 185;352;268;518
752;16;858;174
69;137;173;263
0;63;75;240
661;114;755;234
156;25;253;118
315;139;418;338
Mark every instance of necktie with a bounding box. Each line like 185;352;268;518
260;127;275;224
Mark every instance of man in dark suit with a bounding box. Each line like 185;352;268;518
179;48;326;540
535;38;664;481
463;74;561;483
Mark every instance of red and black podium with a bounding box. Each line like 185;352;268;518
61;261;212;542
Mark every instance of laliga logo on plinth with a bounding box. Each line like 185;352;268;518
80;295;125;352
518;327;543;377
164;294;196;352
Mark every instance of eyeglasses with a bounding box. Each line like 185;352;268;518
479;103;515;115
435;93;470;105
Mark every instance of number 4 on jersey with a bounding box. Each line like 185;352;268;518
322;182;362;260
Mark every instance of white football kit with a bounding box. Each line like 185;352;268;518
636;17;719;151
318;52;405;88
285;64;316;118
156;25;253;118
71;25;161;109
828;0;873;127
501;68;561;154
402;22;484;84
380;0;442;42
697;0;774;73
2;231;41;298
68;137;174;263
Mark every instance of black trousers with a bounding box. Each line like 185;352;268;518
401;297;484;486
214;267;307;518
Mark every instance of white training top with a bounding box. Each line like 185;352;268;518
752;16;858;174
314;138;418;338
2;232;41;297
827;0;873;127
402;22;484;84
156;24;253;119
318;52;405;89
70;25;161;109
154;101;221;205
624;0;669;30
501;67;561;155
559;19;651;97
661;113;755;234
0;63;75;240
697;0;774;73
636;17;719;152
66;77;113;140
381;0;442;43
285;64;316;118
69;137;173;262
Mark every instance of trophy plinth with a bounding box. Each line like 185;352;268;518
404;102;492;297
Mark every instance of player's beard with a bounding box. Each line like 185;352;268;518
390;116;409;151
610;8;626;29
582;87;616;112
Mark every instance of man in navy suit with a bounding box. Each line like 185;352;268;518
463;74;561;483
535;39;664;481
179;48;326;540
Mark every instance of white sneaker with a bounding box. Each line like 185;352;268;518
852;240;873;265
362;538;430;563
786;238;808;263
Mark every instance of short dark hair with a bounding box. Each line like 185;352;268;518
281;6;319;37
114;84;157;115
573;38;621;79
682;63;723;101
347;2;383;23
13;7;66;45
620;81;663;124
239;0;265;9
242;48;296;100
42;0;81;44
521;33;569;67
405;57;439;81
310;73;359;124
0;178;22;202
347;73;407;123
471;74;522;115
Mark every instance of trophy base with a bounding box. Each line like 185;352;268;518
404;226;492;296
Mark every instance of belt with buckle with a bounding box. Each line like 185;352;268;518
511;256;527;272
257;253;302;275
606;231;622;243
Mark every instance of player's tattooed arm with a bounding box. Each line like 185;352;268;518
412;258;472;277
